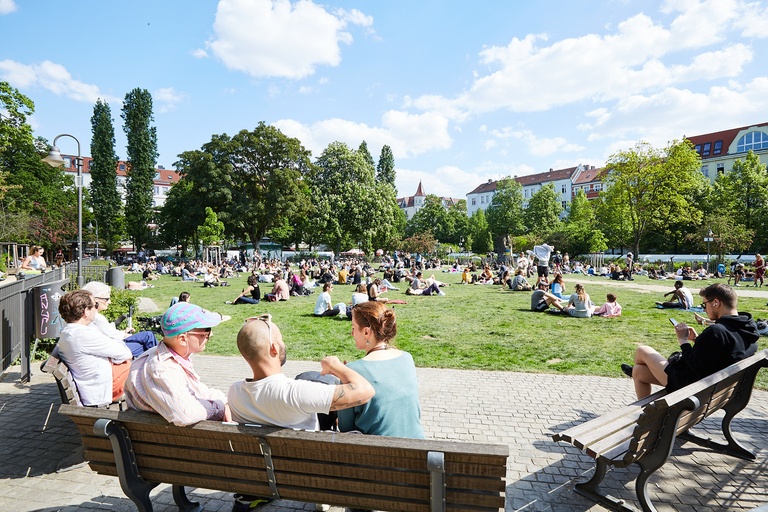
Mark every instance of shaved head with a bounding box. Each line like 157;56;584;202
237;319;285;367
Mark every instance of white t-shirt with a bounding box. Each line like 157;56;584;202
227;374;335;430
57;323;132;406
351;292;369;306
680;287;694;308
314;291;332;315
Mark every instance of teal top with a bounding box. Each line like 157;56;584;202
337;351;425;439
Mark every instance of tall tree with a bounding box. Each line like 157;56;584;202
358;140;375;169
158;177;200;255
468;207;492;252
121;88;158;250
523;182;562;234
486;177;525;238
312;141;395;255
550;189;607;256
197;207;225;246
405;195;451;240
89;99;122;253
1;81;77;249
376;144;396;192
601;140;703;256
172;123;314;253
712;150;768;251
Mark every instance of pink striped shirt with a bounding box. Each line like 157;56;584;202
125;342;226;426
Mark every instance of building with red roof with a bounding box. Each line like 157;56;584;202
685;122;768;182
60;154;181;207
397;181;462;219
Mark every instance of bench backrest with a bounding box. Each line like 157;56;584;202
40;353;83;407
625;349;768;465
60;405;508;512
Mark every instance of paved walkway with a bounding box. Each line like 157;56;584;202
1;356;767;512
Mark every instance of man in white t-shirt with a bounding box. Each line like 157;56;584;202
313;283;340;317
227;315;374;430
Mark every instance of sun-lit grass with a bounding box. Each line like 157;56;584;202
127;272;768;390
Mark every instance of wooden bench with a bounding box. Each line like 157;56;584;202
40;351;83;407
59;405;508;512
552;349;768;512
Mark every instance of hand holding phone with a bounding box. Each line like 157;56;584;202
669;318;678;326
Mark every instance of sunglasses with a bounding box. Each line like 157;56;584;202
246;314;274;347
187;327;212;339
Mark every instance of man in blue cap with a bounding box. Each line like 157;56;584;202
125;302;231;425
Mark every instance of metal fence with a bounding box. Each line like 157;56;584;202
63;257;112;290
0;267;66;383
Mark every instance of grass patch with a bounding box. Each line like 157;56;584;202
126;273;768;390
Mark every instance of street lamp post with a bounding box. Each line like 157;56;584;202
42;134;84;287
705;228;714;273
89;219;99;259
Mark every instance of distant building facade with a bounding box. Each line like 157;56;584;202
467;164;600;217
397;181;462;219
686;122;768;182
61;154;181;207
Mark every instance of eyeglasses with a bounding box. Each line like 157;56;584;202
187;328;212;339
246;313;273;346
701;299;713;309
97;297;111;302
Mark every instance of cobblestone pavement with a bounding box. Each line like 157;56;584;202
1;355;767;512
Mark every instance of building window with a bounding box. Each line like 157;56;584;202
119;164;126;171
87;160;92;169
63;156;72;168
561;200;567;209
702;142;711;157
167;174;173;180
737;131;768;152
713;140;723;155
701;165;709;177
717;164;725;175
471;198;476;206
154;186;160;195
481;196;485;204
561;184;567;193
694;144;702;155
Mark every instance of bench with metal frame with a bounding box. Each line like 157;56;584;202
60;405;508;512
552;349;768;512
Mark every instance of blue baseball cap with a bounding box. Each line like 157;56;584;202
162;303;221;337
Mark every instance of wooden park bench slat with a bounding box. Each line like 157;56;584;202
60;405;508;512
553;349;768;512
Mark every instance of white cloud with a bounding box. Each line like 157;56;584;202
208;0;373;79
488;127;584;156
298;85;314;94
0;0;17;15
274;110;452;159
0;60;120;103
733;0;768;36
191;48;209;58
483;140;497;150
153;87;188;113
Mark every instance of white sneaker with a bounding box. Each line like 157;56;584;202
315;505;330;511
438;290;446;296
225;301;232;304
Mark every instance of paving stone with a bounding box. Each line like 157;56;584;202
2;357;767;512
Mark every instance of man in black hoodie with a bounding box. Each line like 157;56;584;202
624;283;759;399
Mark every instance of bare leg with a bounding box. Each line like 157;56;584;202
632;346;669;399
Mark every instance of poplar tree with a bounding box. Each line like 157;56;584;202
89;99;122;253
358;140;375;169
121;88;158;250
376;144;396;191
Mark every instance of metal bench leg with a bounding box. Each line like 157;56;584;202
94;419;159;512
427;451;446;512
574;460;638;512
172;485;202;512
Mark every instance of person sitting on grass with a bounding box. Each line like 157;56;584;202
405;281;445;296
264;273;290;302
655;280;694;309
314;283;341;317
228;274;261;305
565;283;596;318
461;267;472;284
367;278;389;303
549;274;566;299
594;293;622;317
530;281;564;312
622;283;758;399
508;269;532;291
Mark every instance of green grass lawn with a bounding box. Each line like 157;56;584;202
127;272;768;390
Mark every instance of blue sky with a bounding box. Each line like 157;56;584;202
2;0;768;200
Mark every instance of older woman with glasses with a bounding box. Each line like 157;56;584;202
337;301;425;438
81;281;158;358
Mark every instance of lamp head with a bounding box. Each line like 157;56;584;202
42;146;65;167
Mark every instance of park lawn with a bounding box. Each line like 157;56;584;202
127;272;768;390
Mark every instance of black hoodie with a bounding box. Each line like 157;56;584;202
666;312;760;391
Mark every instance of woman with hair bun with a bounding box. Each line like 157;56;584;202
338;301;425;438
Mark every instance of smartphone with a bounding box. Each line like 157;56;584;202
669;318;678;326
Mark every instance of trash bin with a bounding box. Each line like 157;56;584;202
106;266;125;290
35;279;69;339
718;264;725;274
